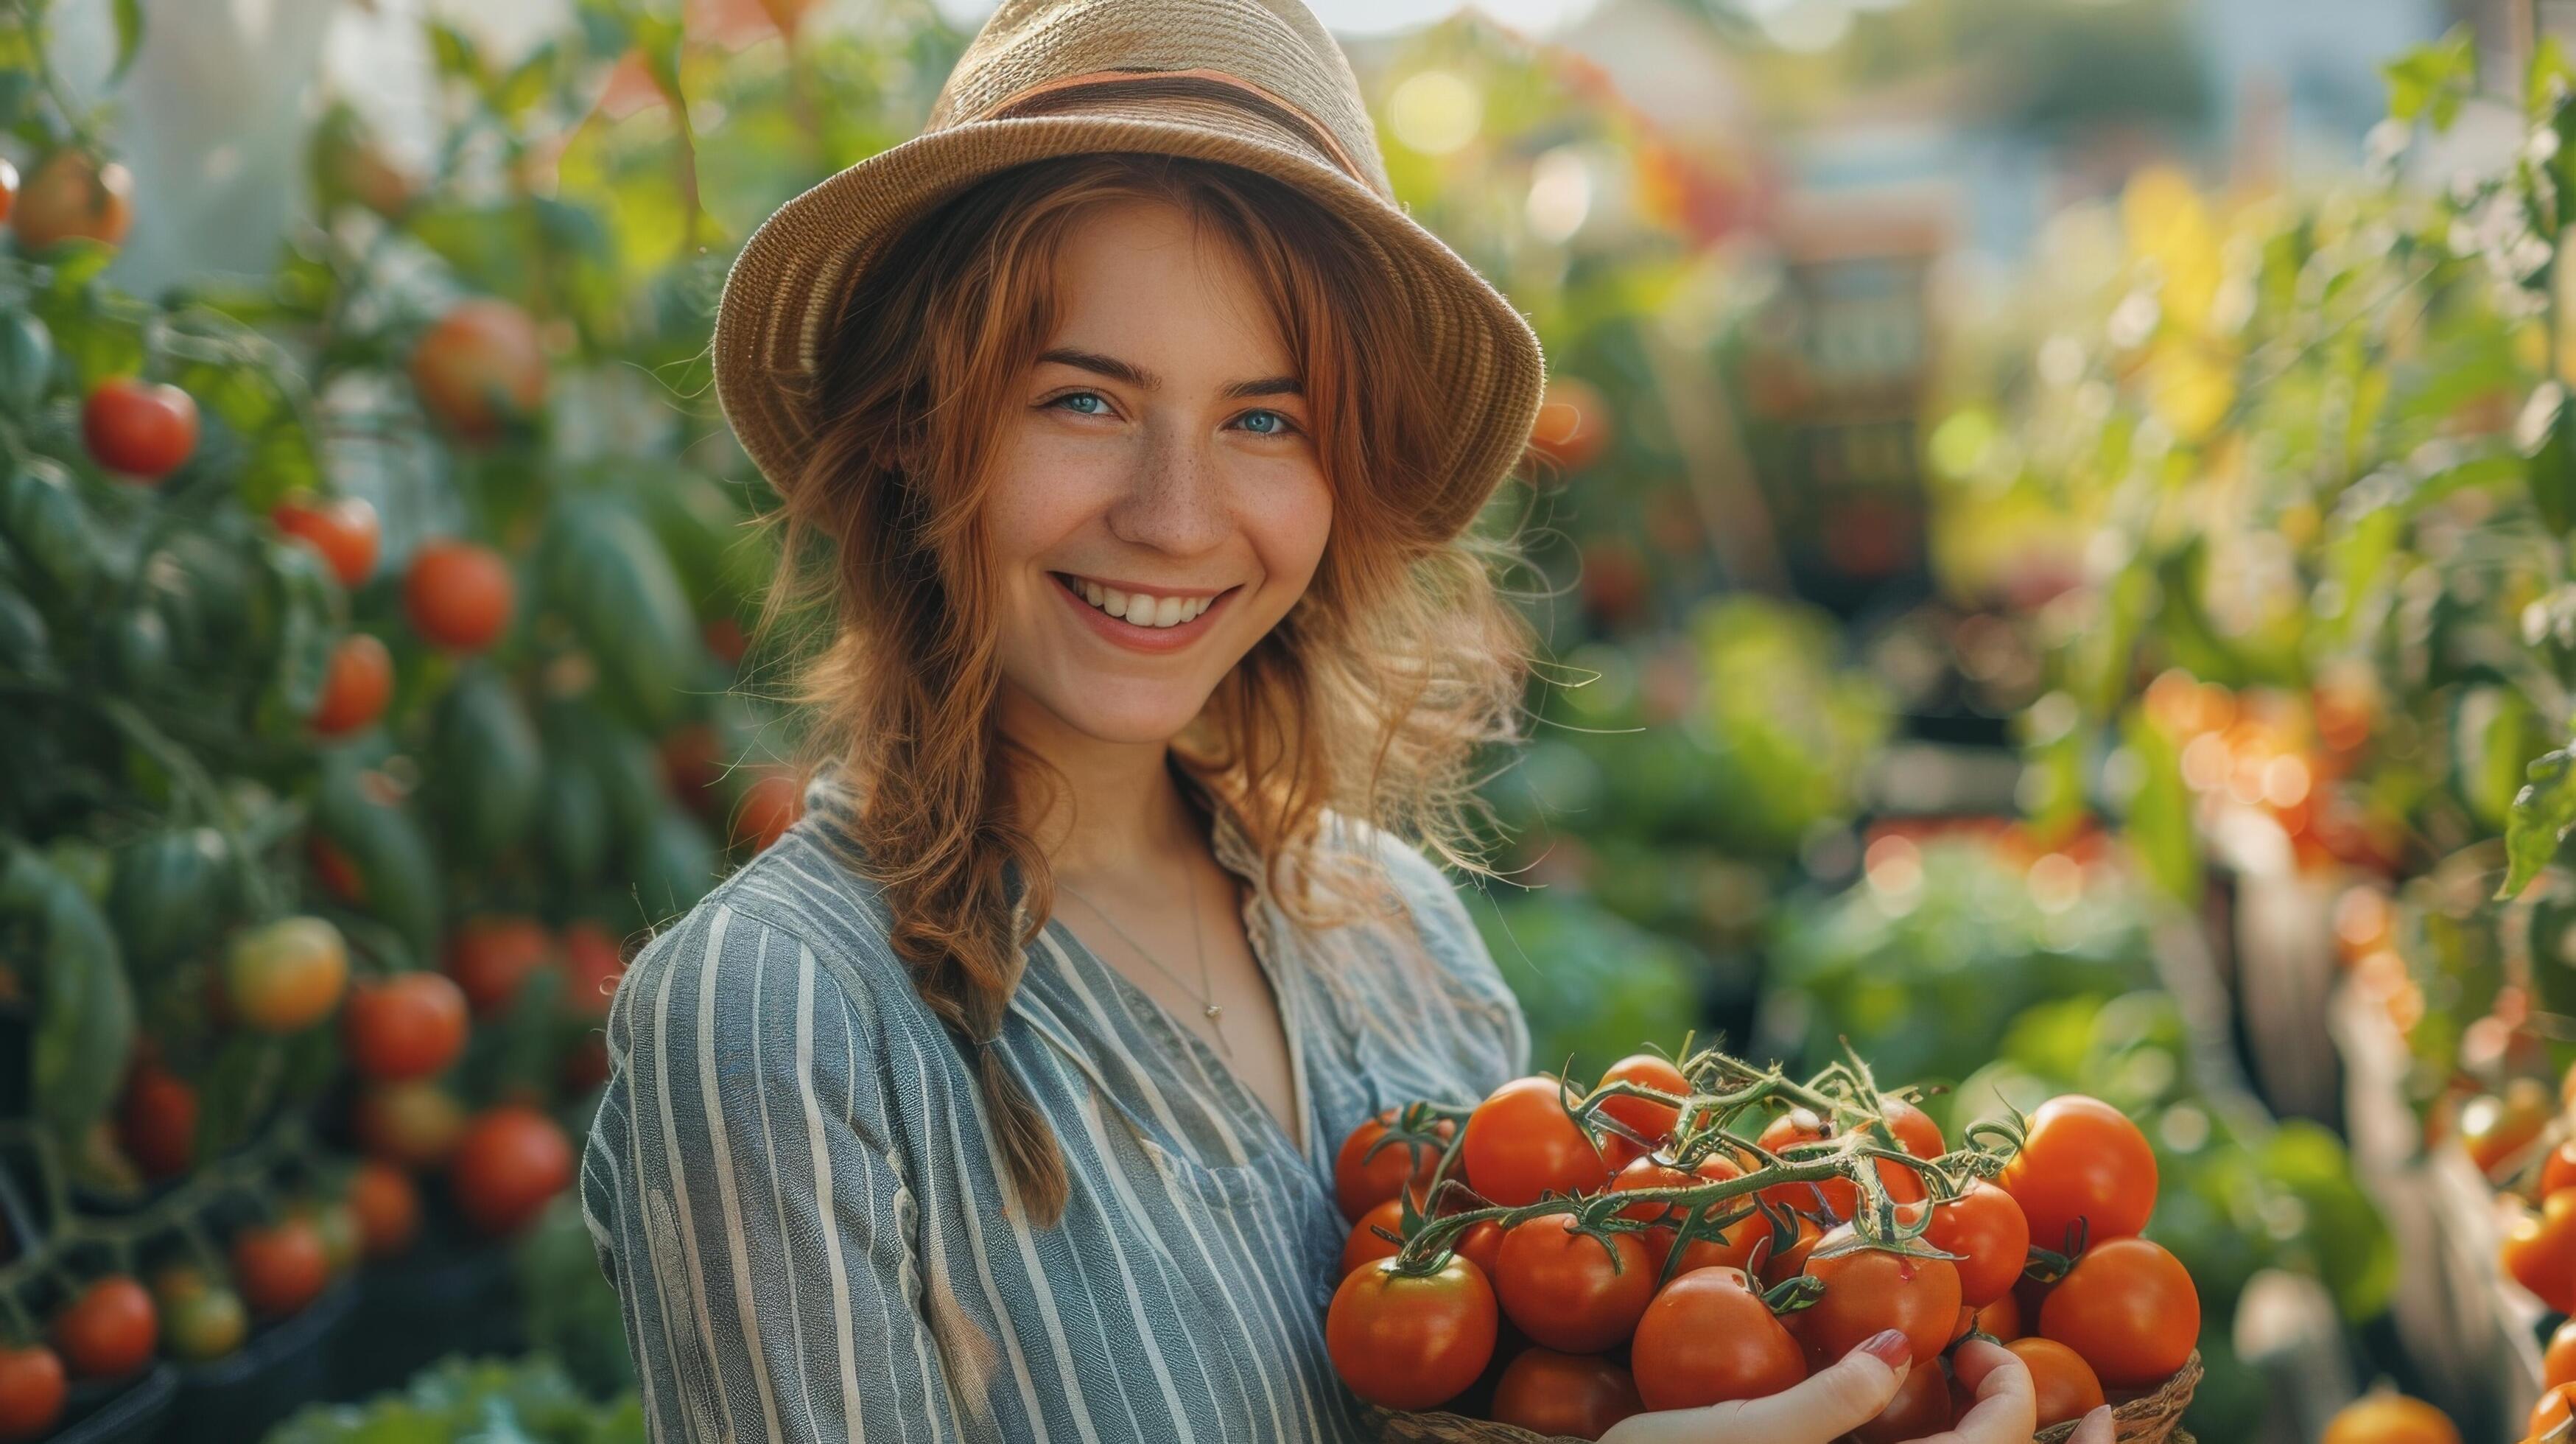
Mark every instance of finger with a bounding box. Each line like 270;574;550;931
1696;1328;1912;1439
1905;1338;2037;1444
2068;1405;2116;1444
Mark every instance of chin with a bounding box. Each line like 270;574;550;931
1028;683;1214;748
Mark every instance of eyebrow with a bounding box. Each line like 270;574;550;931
1036;347;1301;400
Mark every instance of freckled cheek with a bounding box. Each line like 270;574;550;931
1238;466;1333;600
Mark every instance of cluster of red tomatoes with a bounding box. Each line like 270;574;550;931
2456;1068;2576;1439
1323;1054;2201;1442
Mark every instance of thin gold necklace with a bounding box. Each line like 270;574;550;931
1058;872;1230;1056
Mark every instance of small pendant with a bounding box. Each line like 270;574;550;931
1204;1003;1224;1023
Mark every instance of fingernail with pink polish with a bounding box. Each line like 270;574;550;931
1858;1328;1912;1367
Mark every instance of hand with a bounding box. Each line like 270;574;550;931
1598;1333;2119;1444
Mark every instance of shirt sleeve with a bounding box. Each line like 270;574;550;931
580;900;966;1444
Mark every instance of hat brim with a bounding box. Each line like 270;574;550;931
712;108;1544;541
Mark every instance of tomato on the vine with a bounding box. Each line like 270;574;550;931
1592;1054;1688;1147
150;1269;246;1361
2007;1337;2105;1428
341;971;469;1082
1628;1266;1803;1409
1341;1199;1405;1279
1756;1213;1825;1287
50;1276;155;1378
348;1160;421;1259
2502;1190;2576;1314
2037;1236;2198;1388
1610;1152;1755;1275
1463;1076;1612;1208
1488;1347;1643;1440
0;1345;64;1443
311;634;394;736
225;916;348;1033
1793;1230;1961;1369
117;1062;196;1180
13;151;132;251
403;539;515;652
411;298;548;441
1996;1095;2156;1252
1755;1107;1927;1219
1334;1110;1451;1222
1924;1180;2030;1308
352;1081;468;1168
231;1218;330;1318
449;1104;575;1236
1324;1256;1497;1411
2460;1079;2552;1175
82;378;197;481
1493;1214;1657;1353
1453;1219;1503;1280
443;915;552;1019
271;494;380;589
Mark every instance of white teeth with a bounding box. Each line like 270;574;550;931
1065;575;1216;628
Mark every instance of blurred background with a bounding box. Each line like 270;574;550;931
12;0;2576;1440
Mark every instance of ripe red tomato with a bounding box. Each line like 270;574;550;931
50;1276;155;1378
0;1345;64;1444
2503;1191;2576;1314
411;298;547;440
312;634;394;736
1881;1097;1945;1160
1756;1107;1927;1219
1973;1291;2023;1341
1756;1213;1825;1287
1463;1076;1612;1207
403;539;514;652
1593;1054;1688;1146
13;150;132;250
352;1081;468;1168
2546;1317;2576;1389
1489;1347;1643;1440
225;917;349;1034
2007;1337;2105;1427
1794;1230;1962;1369
1452;1219;1503;1280
1335;1110;1443;1223
731;770;807;854
271;494;381;588
1629;1266;1803;1409
1847;1355;1952;1444
1610;1153;1755;1275
1494;1214;1657;1353
231;1219;330;1318
341;971;470;1082
348;1160;421;1258
1341;1199;1405;1278
1996;1095;2157;1252
2038;1236;2199;1388
150;1269;246;1361
559;922;628;1021
2461;1079;2552;1175
83;378;197;480
117;1062;196;1180
449;1104;575;1236
1925;1181;2030;1308
444;915;554;1018
1324;1256;1497;1411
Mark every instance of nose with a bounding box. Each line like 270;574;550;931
1103;421;1229;557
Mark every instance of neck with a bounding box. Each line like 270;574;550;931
996;684;1204;890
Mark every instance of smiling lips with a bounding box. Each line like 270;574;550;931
1051;571;1236;651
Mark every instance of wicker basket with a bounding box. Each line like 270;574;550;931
1365;1351;2202;1444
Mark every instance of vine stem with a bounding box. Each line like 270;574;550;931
0;1115;315;1305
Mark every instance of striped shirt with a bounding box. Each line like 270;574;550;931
579;774;1531;1443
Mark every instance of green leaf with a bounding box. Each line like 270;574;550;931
3;844;136;1153
2523;383;2576;535
2384;27;2476;129
108;0;141;80
2500;747;2576;900
2119;707;2203;906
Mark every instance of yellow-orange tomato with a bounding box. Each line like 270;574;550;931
13;151;132;251
224;917;349;1033
2320;1395;2460;1444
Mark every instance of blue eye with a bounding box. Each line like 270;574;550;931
1237;409;1293;436
1051;391;1110;416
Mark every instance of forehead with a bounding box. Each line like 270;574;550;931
1044;197;1292;375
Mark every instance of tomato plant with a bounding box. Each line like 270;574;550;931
49;1275;155;1378
1626;1266;1803;1409
340;971;469;1082
2037;1236;2199;1388
1487;1347;1643;1440
1323;1257;1497;1411
2005;1337;2103;1429
1995;1094;2155;1252
1493;1213;1657;1353
1610;1152;1754;1275
448;1104;574;1237
311;633;393;736
80;378;197;481
1463;1077;1611;1207
270;494;379;589
223;916;349;1033
1755;1106;1926;1218
231;1217;330;1317
403;539;516;653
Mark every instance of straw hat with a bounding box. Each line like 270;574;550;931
711;0;1546;541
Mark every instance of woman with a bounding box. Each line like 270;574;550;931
581;1;2116;1440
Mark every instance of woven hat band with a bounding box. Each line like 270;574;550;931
982;69;1372;192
